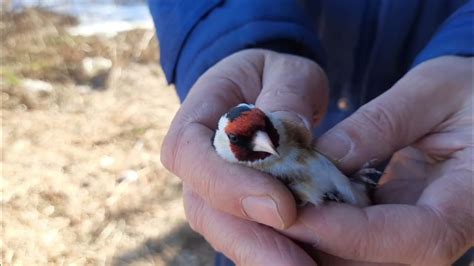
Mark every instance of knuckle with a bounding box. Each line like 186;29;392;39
183;192;206;234
428;207;471;264
358;104;397;134
164;120;223;206
353;231;371;260
200;166;220;206
307;60;329;93
434;235;466;264
160;113;188;174
415;207;468;265
228;235;250;265
239;226;301;266
417;216;447;264
259;85;314;117
159;132;176;172
269;235;302;265
423;229;458;264
233;227;265;265
348;217;372;260
161;118;200;179
354;103;402;149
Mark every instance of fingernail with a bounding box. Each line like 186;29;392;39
241;195;285;229
272;111;312;130
296;113;312;130
316;131;352;162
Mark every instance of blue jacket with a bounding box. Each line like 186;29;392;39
148;0;473;133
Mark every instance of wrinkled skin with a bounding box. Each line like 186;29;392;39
161;49;474;265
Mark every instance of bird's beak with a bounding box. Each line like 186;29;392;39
252;131;279;157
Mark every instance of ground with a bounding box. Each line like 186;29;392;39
1;8;214;266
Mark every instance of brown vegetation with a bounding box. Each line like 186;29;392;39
1;8;213;265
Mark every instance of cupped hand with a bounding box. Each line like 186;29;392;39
161;49;329;264
281;56;474;265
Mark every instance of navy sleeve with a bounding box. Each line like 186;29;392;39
413;0;474;66
148;0;324;100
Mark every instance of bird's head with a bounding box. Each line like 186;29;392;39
213;103;280;163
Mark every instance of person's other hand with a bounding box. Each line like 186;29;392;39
161;49;329;265
280;56;473;265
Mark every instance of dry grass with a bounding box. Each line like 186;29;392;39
1;8;159;85
1;8;214;266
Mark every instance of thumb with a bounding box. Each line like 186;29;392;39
315;58;463;173
183;185;317;266
255;50;329;129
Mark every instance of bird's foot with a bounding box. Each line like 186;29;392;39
323;191;345;203
351;159;382;187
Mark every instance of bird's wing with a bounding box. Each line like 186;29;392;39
280;119;313;149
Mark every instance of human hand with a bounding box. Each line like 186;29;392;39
280;56;474;265
161;49;329;264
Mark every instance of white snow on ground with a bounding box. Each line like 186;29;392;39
11;0;154;37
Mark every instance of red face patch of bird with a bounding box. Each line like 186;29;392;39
224;108;279;162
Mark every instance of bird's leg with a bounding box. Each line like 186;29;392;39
351;159;382;187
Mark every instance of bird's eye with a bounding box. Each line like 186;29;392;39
228;134;238;144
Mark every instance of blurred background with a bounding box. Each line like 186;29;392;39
1;1;214;265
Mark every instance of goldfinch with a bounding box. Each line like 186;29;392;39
212;103;376;207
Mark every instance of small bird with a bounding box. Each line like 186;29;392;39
212;103;378;207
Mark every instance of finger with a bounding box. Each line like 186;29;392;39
282;166;473;265
279;57;473;264
416;149;474;248
161;50;297;229
282;204;450;265
256;51;329;128
373;178;426;204
413;125;473;158
183;185;317;266
374;147;430;204
316;57;471;173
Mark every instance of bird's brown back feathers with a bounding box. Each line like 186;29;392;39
281;120;313;150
